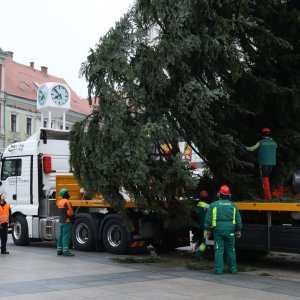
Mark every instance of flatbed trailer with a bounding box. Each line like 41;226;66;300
55;175;190;253
60;173;300;255
235;201;300;254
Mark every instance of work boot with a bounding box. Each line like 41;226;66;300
57;251;63;256
214;272;223;275
63;251;74;257
1;251;9;254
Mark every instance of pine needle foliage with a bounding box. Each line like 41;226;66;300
110;250;166;263
70;0;300;223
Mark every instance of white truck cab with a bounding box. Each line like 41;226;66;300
0;128;70;245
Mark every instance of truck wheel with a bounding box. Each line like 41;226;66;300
73;218;95;251
102;218;129;254
12;215;29;246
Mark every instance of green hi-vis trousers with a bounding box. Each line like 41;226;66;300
214;232;237;275
57;222;72;254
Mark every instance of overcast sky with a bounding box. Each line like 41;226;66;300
1;0;135;98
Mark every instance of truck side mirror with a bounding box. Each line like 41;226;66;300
40;130;47;144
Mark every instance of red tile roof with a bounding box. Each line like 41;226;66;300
4;58;93;115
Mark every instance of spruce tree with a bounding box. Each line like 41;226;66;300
233;0;300;194
70;0;300;222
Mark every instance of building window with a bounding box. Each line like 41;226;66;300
26;118;32;135
60;125;69;130
11;114;17;132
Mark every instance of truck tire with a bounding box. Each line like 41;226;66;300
12;215;29;246
102;218;129;254
73;218;95;251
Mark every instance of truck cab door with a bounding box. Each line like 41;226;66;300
0;156;32;204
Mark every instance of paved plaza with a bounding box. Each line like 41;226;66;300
0;238;300;299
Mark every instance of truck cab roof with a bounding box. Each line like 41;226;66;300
2;128;70;158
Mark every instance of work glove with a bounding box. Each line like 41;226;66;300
235;231;241;238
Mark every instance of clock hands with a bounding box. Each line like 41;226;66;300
39;91;44;100
52;88;62;99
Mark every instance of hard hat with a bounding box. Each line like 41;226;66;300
200;190;209;198
261;127;271;134
219;185;230;196
59;188;68;197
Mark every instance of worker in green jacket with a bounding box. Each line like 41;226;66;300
204;185;242;275
246;127;277;200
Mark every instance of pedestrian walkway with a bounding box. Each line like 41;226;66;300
0;239;299;299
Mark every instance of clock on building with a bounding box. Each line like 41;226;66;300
50;84;70;105
37;84;48;105
37;82;71;119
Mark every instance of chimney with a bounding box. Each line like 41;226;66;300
41;66;48;75
5;51;13;60
30;62;34;69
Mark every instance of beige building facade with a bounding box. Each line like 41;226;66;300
0;48;92;151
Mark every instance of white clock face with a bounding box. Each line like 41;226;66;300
38;85;48;105
51;85;69;105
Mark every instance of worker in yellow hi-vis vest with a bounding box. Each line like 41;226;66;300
194;190;210;258
197;191;210;238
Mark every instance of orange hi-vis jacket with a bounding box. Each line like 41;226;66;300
0;202;11;224
58;198;74;223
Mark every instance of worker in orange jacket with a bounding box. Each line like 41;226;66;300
57;188;75;257
0;194;13;254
